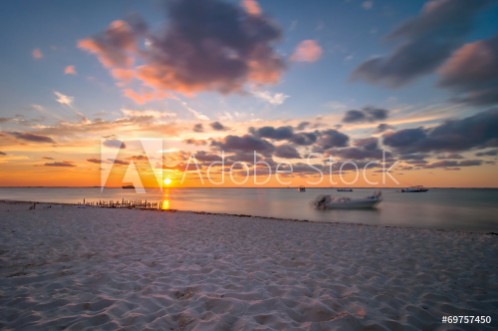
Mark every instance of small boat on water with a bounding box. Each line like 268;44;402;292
337;188;353;192
298;186;306;192
401;185;428;193
314;191;382;209
122;184;135;189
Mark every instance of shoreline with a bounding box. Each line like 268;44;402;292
1;201;497;329
2;199;497;236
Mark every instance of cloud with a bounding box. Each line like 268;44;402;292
352;0;490;87
184;138;208;146
194;151;223;162
54;91;74;108
296;121;310;130
241;0;262;16
251;89;289;105
376;123;395;133
44;161;75;167
213;134;275;155
78;20;139;69
329;138;390;160
32;48;43;60
315;129;350;151
290;132;317;146
111;159;129;166
193;123;204;133
343;107;388;123
383;108;498;153
79;0;286;103
423;159;482;169
274;144;301;159
87;158;103;164
0;151;6;156
122;88;164;105
7;131;55;143
475;149;497;157
250;124;317;146
210;121;227;131
291;40;322;62
438;33;498;106
121;108;177;120
103;139;126;149
64;65;77;75
251;125;294;140
436;153;464;160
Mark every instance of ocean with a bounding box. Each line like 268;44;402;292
1;187;497;233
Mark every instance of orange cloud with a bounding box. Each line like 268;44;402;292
78;1;285;105
241;0;261;16
291;40;323;63
438;40;495;85
32;48;43;60
78;20;137;69
64;65;77;75
123;88;167;105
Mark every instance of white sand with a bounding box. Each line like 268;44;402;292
0;202;497;330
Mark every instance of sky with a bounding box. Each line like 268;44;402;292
0;0;498;188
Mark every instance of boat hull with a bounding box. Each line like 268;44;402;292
324;199;381;209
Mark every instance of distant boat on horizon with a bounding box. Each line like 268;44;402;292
298;186;306;192
401;185;428;193
122;184;135;189
337;188;353;192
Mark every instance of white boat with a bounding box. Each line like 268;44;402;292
314;191;382;209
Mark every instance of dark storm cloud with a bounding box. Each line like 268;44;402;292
438;33;498;106
274;144;301;159
7;131;55;143
210;121;227;131
352;0;490;87
342;107;388;123
383;108;498;153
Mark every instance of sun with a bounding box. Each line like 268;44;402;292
163;177;172;186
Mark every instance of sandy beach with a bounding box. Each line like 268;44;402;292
0;201;497;330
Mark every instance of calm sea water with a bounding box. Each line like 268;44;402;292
1;187;497;232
